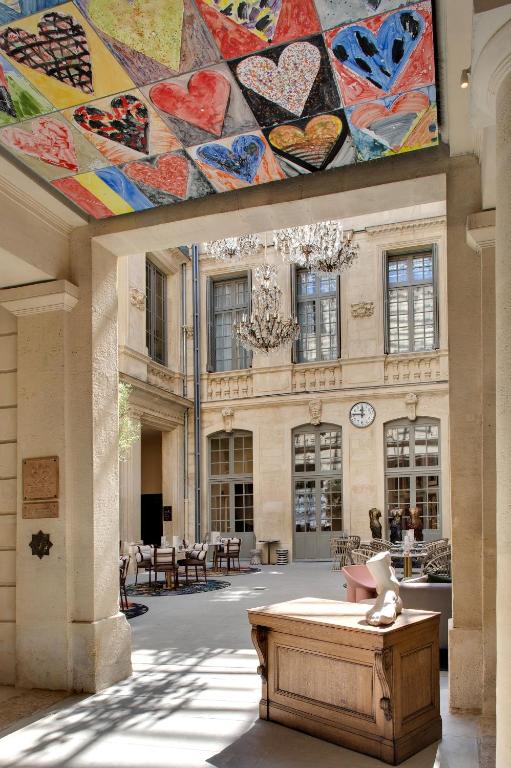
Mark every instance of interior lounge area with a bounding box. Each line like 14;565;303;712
0;0;510;766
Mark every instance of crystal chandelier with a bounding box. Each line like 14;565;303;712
205;233;261;262
274;220;359;274
234;265;300;354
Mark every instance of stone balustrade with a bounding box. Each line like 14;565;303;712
292;362;342;392
205;371;254;401
384;352;447;384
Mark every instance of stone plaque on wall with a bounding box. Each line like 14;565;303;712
22;456;59;501
22;501;59;519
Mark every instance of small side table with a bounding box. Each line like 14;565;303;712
258;539;280;565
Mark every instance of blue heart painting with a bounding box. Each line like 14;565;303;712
197;134;265;183
0;0;66;23
331;9;424;92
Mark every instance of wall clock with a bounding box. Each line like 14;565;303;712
349;402;376;428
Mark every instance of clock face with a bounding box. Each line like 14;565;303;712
350;402;375;428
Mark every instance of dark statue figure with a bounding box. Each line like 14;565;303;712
389;509;403;544
369;508;382;539
408;507;424;542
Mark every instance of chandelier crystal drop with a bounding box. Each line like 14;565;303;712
274;220;359;274
205;233;261;262
234;265;300;354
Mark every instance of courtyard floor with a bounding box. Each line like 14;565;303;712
0;563;494;767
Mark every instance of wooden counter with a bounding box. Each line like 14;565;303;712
248;598;441;765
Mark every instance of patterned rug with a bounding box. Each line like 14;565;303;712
126;579;231;597
206;566;260;577
122;602;149;620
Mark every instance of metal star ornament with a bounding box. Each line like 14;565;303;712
29;531;53;559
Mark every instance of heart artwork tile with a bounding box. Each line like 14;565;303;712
143;63;258;148
62;89;182;165
345;85;438;160
229;35;340;129
188;130;285;192
121;150;215;205
263;110;356;176
0;111;108;180
325;0;435;107
195;0;320;60
75;0;221;87
0;2;135;109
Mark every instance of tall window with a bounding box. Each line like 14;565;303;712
146;259;167;365
385;249;438;354
293;425;343;534
385;418;441;533
209;275;250;372
295;270;339;362
209;431;253;534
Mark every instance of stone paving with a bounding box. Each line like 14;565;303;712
0;563;491;767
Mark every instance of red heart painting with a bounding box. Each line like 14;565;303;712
0;116;78;171
150;70;231;137
124;153;189;198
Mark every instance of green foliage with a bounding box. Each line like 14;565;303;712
118;381;141;462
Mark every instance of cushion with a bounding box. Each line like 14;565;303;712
427;573;452;584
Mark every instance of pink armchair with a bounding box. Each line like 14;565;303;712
341;564;377;602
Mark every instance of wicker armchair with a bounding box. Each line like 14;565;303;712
135;544;153;585
368;539;393;552
152;546;178;589
217;538;241;572
422;548;451;578
351;547;376;564
119;555;130;611
331;538;354;570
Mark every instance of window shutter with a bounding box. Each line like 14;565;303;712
432;244;440;349
290;264;297;363
246;269;253;368
336;274;341;359
206;276;214;373
383;252;389;355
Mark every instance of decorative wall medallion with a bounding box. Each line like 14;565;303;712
222;407;234;433
23;501;58;519
405;392;418;421
29;530;53;559
22;456;59;501
129;287;146;311
351;301;375;318
309;399;322;426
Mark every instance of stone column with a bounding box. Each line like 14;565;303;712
495;69;511;767
0;241;132;692
446;157;483;712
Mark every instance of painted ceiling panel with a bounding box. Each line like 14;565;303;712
0;0;439;219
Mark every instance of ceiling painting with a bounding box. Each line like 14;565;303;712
0;0;438;219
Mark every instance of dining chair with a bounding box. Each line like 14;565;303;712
152;546;178;589
119;555;130;611
178;543;209;584
217;538;242;572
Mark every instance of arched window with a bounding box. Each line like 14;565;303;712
384;418;441;534
209;431;253;537
293;424;342;560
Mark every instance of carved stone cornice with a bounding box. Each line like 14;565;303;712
0;280;79;316
365;216;446;237
0;171;81;236
466;210;496;253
